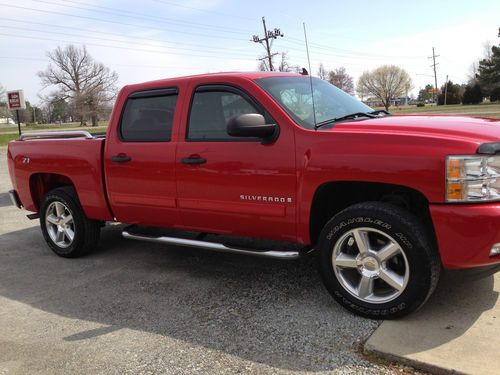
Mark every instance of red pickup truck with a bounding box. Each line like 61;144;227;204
7;72;500;318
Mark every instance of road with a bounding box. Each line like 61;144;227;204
0;146;397;374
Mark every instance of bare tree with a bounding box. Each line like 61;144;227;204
357;65;413;110
0;83;10;120
328;67;354;95
38;45;118;126
467;61;480;83
257;55;270;71
317;63;328;80
277;52;301;73
258;52;300;73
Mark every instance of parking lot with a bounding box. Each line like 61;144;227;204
0;145;498;375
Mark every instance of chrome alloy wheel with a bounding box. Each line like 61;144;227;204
45;201;75;248
332;227;410;304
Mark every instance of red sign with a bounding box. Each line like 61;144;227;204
6;90;26;110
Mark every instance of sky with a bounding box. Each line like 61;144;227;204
0;0;499;104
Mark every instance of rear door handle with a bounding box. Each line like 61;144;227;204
181;155;207;165
111;154;132;163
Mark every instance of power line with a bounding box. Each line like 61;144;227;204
1;4;427;64
0;56;219;71
0;17;255;55
0;4;248;42
282;37;424;59
150;0;255;21
34;0;251;35
0;32;254;61
251;17;284;71
0;25;259;58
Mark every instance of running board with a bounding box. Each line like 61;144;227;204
122;230;301;260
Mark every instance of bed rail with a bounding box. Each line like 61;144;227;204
18;130;94;140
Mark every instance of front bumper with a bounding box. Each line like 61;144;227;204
430;203;500;269
8;190;22;209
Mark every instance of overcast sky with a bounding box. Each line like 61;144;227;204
0;0;499;104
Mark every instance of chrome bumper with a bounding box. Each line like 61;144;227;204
8;190;22;209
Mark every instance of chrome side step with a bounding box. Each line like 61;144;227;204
122;230;301;260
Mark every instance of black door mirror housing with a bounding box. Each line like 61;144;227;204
227;114;278;143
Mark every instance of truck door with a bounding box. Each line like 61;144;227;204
104;87;180;227
175;83;297;242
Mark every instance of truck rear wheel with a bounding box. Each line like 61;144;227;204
317;202;440;319
40;186;100;258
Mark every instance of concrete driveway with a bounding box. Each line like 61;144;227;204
365;261;499;375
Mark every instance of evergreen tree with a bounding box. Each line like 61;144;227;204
462;83;483;104
438;81;462;105
477;43;500;100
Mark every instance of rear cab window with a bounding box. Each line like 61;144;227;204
120;88;178;142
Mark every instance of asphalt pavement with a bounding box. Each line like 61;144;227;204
0;146;395;375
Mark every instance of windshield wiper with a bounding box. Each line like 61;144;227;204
314;110;392;130
314;112;378;130
369;110;392;116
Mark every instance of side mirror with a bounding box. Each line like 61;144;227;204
226;113;278;143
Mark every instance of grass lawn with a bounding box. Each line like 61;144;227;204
0;133;20;146
386;102;500;118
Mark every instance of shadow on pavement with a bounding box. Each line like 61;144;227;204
0;225;382;372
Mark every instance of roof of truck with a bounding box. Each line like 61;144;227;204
127;71;302;88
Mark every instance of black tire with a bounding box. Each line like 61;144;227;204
40;186;100;258
317;201;440;319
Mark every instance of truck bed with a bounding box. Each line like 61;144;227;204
7;134;113;221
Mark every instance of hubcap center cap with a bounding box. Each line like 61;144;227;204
356;254;381;276
363;256;379;271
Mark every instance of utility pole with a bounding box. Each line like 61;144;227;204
428;47;440;104
444;75;449;105
252;17;284;71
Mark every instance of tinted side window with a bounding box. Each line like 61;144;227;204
188;91;259;141
120;94;177;142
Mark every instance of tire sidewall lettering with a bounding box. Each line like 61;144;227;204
326;216;391;241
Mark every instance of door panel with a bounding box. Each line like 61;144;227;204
175;84;297;242
104;88;180;227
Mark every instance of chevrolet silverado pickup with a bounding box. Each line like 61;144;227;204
7;72;500;318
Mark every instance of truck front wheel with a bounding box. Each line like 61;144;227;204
317;202;440;319
40;186;100;258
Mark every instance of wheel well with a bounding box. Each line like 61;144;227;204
29;173;74;211
309;181;436;248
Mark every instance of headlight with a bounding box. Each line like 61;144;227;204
446;156;500;202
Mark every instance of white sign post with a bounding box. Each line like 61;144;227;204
6;90;26;136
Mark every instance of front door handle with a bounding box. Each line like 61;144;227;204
111;154;132;163
181;155;207;165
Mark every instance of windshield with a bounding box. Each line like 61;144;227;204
255;76;373;129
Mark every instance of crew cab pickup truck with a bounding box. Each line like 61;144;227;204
7;72;500;318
